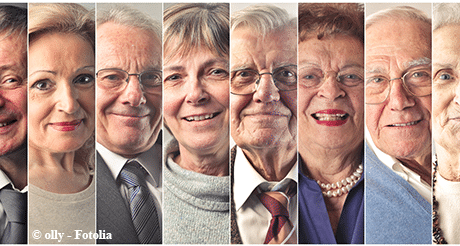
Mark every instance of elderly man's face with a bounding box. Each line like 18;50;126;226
366;19;431;160
433;25;460;151
0;33;27;156
230;27;297;149
97;22;162;157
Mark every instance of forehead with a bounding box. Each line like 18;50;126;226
299;35;364;68
0;33;26;67
366;19;431;72
97;22;162;70
433;25;460;66
231;26;296;69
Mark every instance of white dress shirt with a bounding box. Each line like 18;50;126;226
366;129;431;202
96;142;162;222
0;169;27;240
234;146;297;244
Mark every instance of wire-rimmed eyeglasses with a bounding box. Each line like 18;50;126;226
96;68;162;93
230;65;297;95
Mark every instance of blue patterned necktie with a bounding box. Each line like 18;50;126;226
0;184;27;244
119;161;161;244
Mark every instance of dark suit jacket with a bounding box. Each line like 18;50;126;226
230;146;243;244
96;152;140;244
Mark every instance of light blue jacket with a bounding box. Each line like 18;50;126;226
365;143;431;244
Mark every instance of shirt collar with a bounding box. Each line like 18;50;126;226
365;127;426;185
96;142;162;187
0;169;27;192
234;146;297;211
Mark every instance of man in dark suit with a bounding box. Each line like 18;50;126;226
95;4;162;244
0;5;28;244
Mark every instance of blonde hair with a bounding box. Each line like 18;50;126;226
29;3;94;49
163;3;229;63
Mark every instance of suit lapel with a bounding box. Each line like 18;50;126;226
96;152;140;244
230;146;243;244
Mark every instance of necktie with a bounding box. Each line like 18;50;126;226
119;161;161;244
0;185;27;244
258;179;297;244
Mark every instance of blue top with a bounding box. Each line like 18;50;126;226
365;143;431;244
298;162;364;244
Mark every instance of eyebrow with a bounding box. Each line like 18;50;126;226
403;57;431;69
30;65;95;77
165;58;228;72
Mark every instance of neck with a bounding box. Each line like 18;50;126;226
300;141;363;184
0;143;27;189
241;144;296;181
398;153;432;185
176;143;229;177
436;144;460;181
29;146;77;171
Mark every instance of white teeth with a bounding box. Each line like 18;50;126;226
0;122;10;127
314;113;347;121
391;121;418;127
185;113;215;122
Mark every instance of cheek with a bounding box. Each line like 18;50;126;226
365;105;381;130
230;96;249;123
96;89;117;115
281;91;297;116
298;87;313;115
145;93;162;118
211;83;230;107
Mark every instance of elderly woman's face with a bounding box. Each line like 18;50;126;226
433;25;460;151
29;33;95;153
230;27;297;149
163;47;229;154
298;35;364;151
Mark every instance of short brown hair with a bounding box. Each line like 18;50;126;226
299;3;363;43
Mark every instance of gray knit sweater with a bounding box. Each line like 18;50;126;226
163;141;230;244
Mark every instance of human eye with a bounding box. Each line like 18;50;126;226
0;76;23;89
209;68;229;78
74;74;95;86
339;73;363;86
164;74;182;81
141;71;161;88
366;76;386;85
31;79;53;91
434;69;456;84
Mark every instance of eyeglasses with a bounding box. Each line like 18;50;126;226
365;68;432;104
230;65;297;95
299;67;363;88
96;68;162;93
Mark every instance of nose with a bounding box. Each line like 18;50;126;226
454;80;460;105
120;75;146;107
56;83;79;114
387;79;416;110
186;77;209;105
317;75;345;100
253;73;280;103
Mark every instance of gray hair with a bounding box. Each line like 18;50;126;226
97;4;161;41
163;3;229;63
366;5;431;30
231;4;296;37
433;3;460;31
0;5;27;38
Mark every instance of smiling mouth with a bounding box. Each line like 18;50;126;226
388;120;422;127
0;119;17;127
184;112;220;122
312;113;349;121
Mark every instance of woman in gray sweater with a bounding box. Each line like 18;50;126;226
162;3;230;244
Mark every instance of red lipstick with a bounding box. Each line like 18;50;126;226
49;120;82;132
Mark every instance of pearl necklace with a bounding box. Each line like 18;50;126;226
433;159;447;244
316;164;363;198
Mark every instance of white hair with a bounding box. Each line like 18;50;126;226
366;5;430;30
97;4;161;40
231;4;296;37
433;3;460;31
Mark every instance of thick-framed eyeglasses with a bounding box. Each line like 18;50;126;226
299;66;363;88
230;65;297;95
365;68;432;104
96;68;162;93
